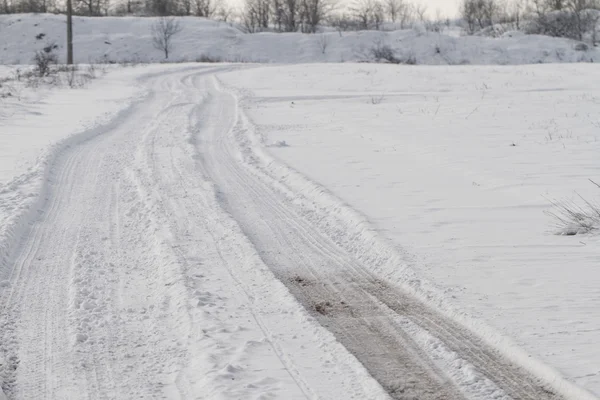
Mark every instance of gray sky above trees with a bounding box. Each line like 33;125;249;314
416;0;459;17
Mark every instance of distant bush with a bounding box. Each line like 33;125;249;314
526;9;600;42
371;41;398;62
369;40;416;64
195;54;223;63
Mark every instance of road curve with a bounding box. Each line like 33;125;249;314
0;67;567;400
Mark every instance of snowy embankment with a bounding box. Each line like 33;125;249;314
1;13;600;65
218;64;600;397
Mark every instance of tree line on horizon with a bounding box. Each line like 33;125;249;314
1;0;599;41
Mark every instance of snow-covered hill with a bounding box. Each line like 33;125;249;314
1;13;600;65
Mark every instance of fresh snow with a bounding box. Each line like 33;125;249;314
218;63;600;397
1;14;600;400
1;13;600;65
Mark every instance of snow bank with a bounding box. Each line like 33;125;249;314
1;13;599;65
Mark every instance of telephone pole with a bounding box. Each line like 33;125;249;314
67;0;73;64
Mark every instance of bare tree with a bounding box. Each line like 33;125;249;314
281;0;300;31
301;0;334;32
272;0;284;30
384;0;403;22
461;0;499;34
507;0;524;29
180;0;192;14
412;1;428;22
242;0;270;32
215;3;233;21
396;0;414;28
113;0;143;14
567;0;600;40
372;0;384;29
461;0;479;33
151;17;182;59
529;0;600;40
146;0;172;16
10;0;56;13
328;12;359;33
350;0;376;29
76;0;109;15
194;0;215;17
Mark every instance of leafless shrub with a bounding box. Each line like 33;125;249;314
85;63;97;79
370;39;398;62
151;17;183;59
370;93;384;104
195;54;224;62
369;39;417;64
546;180;600;235
62;65;93;88
65;65;78;87
403;52;417;64
33;47;58;77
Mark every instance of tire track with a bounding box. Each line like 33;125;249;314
199;76;565;400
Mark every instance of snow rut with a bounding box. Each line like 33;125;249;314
0;67;229;399
199;76;566;400
0;65;579;400
0;66;392;400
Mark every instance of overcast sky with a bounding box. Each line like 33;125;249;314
416;0;459;18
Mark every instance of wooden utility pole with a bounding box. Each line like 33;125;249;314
67;0;73;64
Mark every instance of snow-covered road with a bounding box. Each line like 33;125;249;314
0;66;595;399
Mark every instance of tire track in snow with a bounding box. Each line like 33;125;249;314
0;66;391;400
200;75;567;400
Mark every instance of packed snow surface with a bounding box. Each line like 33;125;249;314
219;63;600;397
0;64;392;399
0;61;599;400
1;13;600;65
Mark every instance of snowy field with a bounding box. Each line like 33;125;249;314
1;18;600;397
1;13;600;65
219;63;600;396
